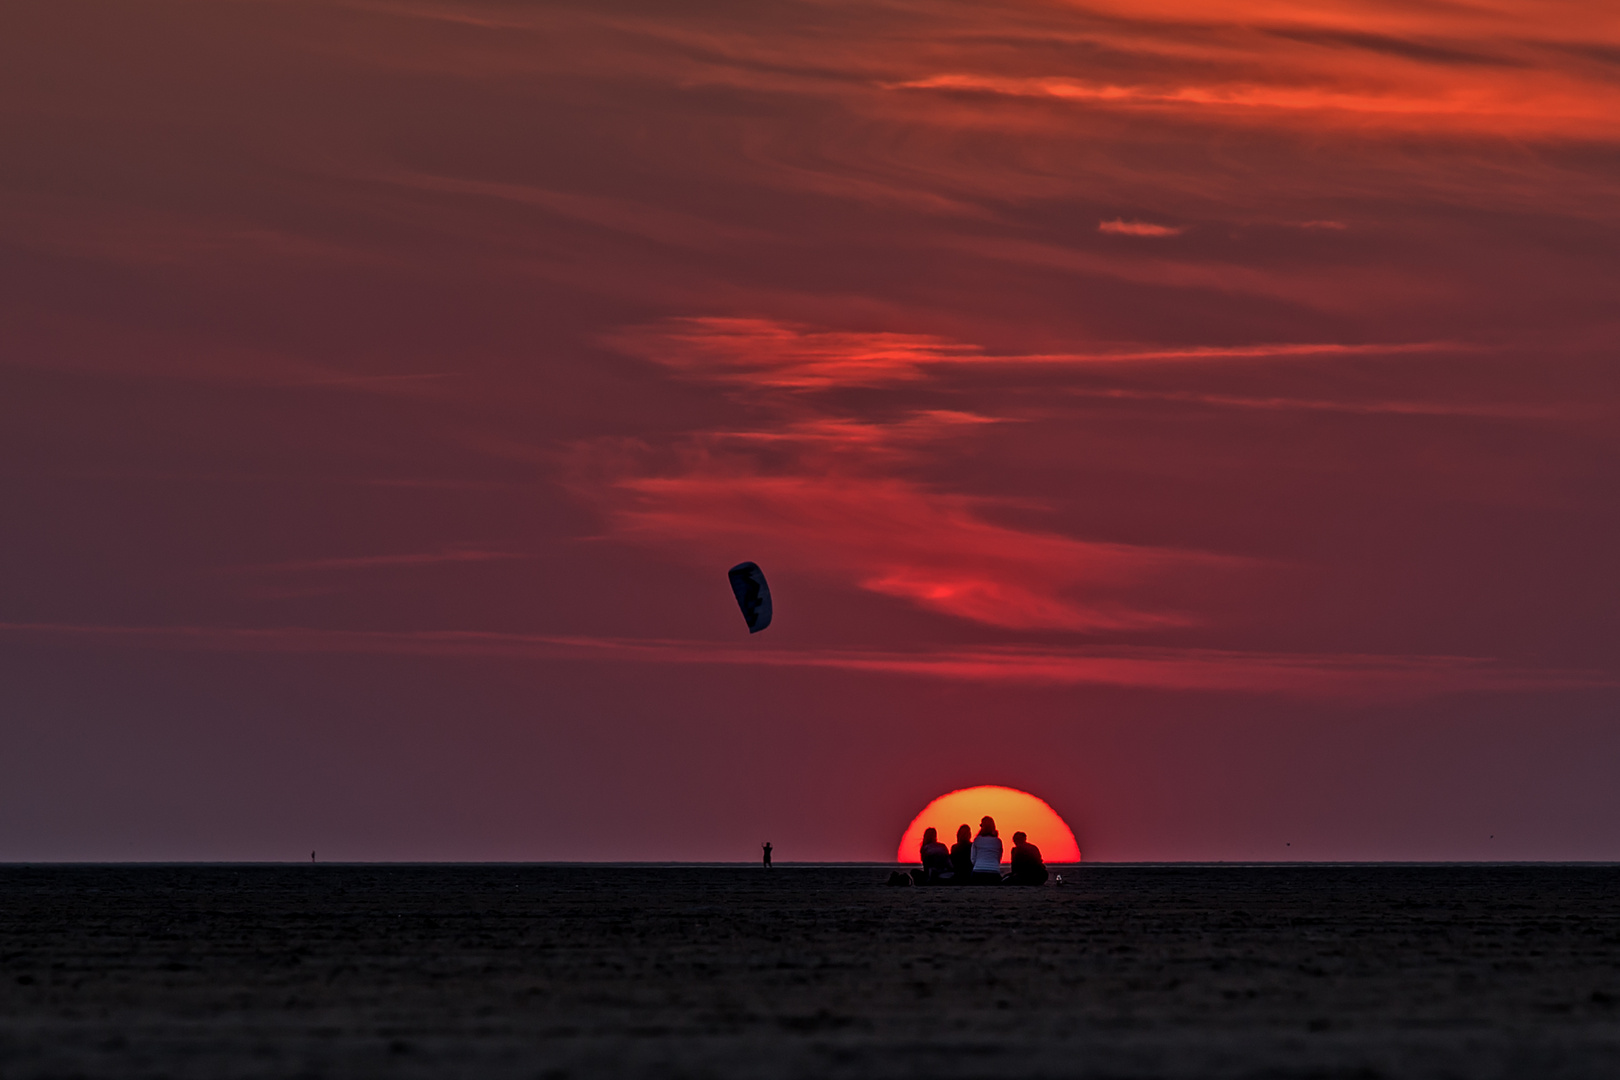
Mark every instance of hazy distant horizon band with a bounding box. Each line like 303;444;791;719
6;861;1618;870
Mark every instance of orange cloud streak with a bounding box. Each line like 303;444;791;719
891;72;1620;139
610;317;1456;388
1099;219;1184;237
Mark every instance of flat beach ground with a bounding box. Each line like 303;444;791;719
3;865;1619;1079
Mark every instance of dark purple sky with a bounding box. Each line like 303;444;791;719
3;0;1619;861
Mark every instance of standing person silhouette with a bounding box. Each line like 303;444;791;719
762;841;773;869
970;816;1003;885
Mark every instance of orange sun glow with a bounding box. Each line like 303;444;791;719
897;785;1081;864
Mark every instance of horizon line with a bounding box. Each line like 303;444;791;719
3;860;1617;868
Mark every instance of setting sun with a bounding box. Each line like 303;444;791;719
897;786;1081;864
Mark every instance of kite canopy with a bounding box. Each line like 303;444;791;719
727;562;773;633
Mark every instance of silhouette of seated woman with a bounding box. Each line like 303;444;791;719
949;824;974;882
970;816;1003;884
1006;831;1048;885
910;827;953;885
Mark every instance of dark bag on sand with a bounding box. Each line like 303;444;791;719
886;871;913;886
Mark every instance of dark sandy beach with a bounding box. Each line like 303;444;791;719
2;864;1618;1078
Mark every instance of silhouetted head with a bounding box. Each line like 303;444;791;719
922;827;937;844
978;815;997;837
1013;831;1027;845
956;824;971;844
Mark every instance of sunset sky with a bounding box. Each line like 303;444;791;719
3;0;1619;861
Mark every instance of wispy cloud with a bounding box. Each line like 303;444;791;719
610;317;1457;389
888;69;1620;138
934;234;1437;310
370;170;772;251
1064;387;1562;420
214;548;529;575
589;316;1520;631
591;316;1329;631
1099;219;1184;237
605;317;977;389
611;471;1234;631
0;622;1605;702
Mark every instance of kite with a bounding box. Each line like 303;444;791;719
727;562;772;633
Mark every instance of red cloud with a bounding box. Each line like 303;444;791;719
605;317;976;388
587;317;1502;634
593;318;1267;631
613;471;1229;631
610;317;1454;388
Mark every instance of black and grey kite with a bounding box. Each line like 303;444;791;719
727;561;772;633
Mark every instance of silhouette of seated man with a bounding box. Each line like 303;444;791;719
949;824;974;882
1006;831;1048;885
910;827;954;885
969;816;1004;885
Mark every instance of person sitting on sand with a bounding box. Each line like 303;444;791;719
910;827;953;885
970;816;1003;884
949;824;974;881
1006;831;1047;885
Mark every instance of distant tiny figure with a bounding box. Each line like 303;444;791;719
1006;831;1048;885
911;827;953;885
311;851;315;863
949;824;974;882
970;816;1003;885
762;841;773;869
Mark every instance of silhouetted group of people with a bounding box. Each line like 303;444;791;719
894;816;1048;886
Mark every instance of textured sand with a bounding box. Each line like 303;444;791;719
2;864;1619;1078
